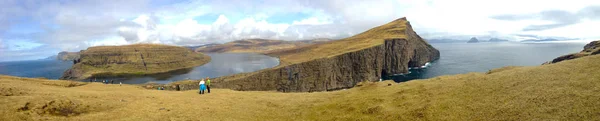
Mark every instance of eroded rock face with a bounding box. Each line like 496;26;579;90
209;20;439;92
546;40;600;64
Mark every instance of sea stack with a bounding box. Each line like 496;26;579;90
60;44;211;80
211;17;440;92
467;37;479;43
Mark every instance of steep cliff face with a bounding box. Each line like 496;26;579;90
545;40;600;64
205;18;439;92
60;44;210;80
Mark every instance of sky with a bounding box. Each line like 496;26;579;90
1;0;600;61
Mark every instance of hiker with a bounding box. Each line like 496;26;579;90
199;80;206;94
206;77;211;93
175;84;181;91
111;80;114;84
119;82;122;86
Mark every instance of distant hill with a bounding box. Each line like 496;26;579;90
467;37;479;43
194;38;332;53
183;43;221;50
521;38;559;42
426;39;466;43
56;51;80;61
60;44;211;80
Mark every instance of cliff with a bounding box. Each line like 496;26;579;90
56;51;80;61
177;17;438;92
60;44;211;80
545;40;600;64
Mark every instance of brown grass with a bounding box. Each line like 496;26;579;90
2;54;600;120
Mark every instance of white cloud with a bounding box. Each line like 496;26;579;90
3;0;600;61
292;17;332;25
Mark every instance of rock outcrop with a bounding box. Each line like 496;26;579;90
545;40;600;64
467;37;479;43
204;17;439;92
60;44;211;80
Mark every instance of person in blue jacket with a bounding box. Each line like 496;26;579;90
199;79;206;94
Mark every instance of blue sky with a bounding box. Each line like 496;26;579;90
1;0;600;62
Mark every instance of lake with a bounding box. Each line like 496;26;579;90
386;42;588;82
91;53;280;84
0;42;589;84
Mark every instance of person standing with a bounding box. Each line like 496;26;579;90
206;77;211;93
199;80;206;94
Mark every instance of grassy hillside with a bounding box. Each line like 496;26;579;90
194;39;331;54
61;44;211;80
2;52;600;120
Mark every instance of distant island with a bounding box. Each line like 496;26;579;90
520;38;559;43
60;44;211;80
488;38;509;42
467;37;479;43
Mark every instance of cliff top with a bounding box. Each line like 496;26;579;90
267;17;409;65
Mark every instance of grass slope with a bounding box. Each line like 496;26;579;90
2;53;600;120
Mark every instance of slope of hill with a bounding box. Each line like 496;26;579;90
2;46;600;120
194;39;331;53
176;17;439;92
60;44;211;80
